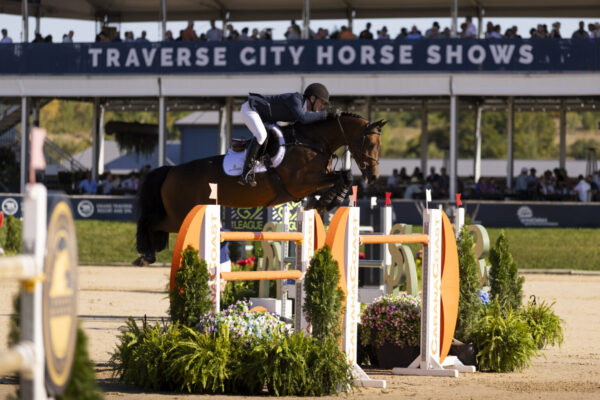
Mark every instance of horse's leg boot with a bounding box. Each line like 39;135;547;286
238;139;261;187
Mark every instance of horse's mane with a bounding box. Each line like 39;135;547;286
341;112;366;120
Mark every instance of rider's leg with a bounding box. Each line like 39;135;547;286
239;101;267;187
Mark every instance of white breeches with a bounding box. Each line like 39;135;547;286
240;101;267;145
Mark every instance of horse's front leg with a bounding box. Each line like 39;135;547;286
305;170;352;213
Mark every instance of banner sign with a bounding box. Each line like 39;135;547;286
0;194;597;227
1;39;598;75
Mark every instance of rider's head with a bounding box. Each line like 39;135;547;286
303;83;329;112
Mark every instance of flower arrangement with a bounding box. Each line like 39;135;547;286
197;300;286;340
477;288;490;305
236;256;256;266
360;294;421;348
415;250;423;267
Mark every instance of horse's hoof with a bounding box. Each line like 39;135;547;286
132;256;149;267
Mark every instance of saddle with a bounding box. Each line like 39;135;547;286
223;125;286;177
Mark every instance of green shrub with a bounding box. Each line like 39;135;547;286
220;262;259;309
169;246;212;327
520;298;564;349
455;226;483;343
470;301;538;372
489;231;524;310
4;215;22;254
303;245;345;340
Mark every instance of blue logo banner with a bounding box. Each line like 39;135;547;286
1;39;598;74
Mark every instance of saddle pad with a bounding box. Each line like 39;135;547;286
223;125;286;177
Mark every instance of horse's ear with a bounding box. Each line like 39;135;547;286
367;119;387;131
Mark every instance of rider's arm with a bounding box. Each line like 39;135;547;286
296;109;327;124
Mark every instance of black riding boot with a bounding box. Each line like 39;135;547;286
238;139;261;187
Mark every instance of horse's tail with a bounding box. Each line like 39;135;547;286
136;165;171;255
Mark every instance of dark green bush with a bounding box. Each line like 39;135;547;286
302;245;345;340
4;215;22;254
169;246;212;327
520;299;564;350
471;301;538;372
455;226;483;343
489;231;524;310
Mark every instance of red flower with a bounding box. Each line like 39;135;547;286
359;252;365;259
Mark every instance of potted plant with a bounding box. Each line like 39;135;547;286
360;294;421;369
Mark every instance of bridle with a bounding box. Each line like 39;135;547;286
335;116;381;172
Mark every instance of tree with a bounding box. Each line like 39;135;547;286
488;231;524;310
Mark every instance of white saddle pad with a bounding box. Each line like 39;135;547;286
223;126;286;177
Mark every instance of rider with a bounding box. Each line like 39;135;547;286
238;83;339;187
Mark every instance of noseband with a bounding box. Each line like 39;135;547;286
336;117;381;171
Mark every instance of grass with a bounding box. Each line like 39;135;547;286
2;219;600;270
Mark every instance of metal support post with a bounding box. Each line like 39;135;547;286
474;104;482;183
559;99;566;170
158;96;167;167
20;97;29;193
302;0;311;39
506;97;514;190
449;95;458;200
420;101;428;177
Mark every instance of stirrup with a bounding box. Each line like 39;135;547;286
238;169;257;187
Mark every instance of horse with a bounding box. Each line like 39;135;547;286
133;113;386;265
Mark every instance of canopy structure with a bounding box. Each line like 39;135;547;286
1;0;600;22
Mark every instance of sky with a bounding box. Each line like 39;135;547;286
1;13;598;42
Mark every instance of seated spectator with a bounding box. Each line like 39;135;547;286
426;166;439;184
377;26;390;39
550;22;562;38
475;178;493;198
411;167;423;182
573;175;591;202
62;30;74;43
387;169;399;190
527;168;540;199
572;21;589;38
359;23;374;39
425;22;440;38
439;167;449;197
540;170;555;196
463;16;477;38
101;172;117;195
137;30;149;42
398;167;409;184
404;176;422;199
339;26;356;40
1;29;12;43
184;20;199;41
78;172;97;194
120;172;137;192
406;26;422;39
514;167;529;199
285;20;301;40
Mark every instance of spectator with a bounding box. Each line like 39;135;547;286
463;16;477;38
439;167;449;197
285;20;301;40
404;176;422;199
124;31;134;42
314;28;328;40
588;175;598;201
396;27;408;39
206;20;222;41
511;25;521;38
78;172;97;194
62;30;74;43
588;23;599;38
425;22;440;38
44;35;53;43
398;167;409;184
136;30;149;42
251;28;259;40
406;26;422;39
426;166;439;184
32;33;44;43
183;20;199;41
164;30;175;41
572;21;589;38
224;24;235;40
120;172;137;192
573;175;591;201
101;172;117;195
550;22;562;38
377;26;390;39
490;25;502;38
387;169;399;190
515;167;529;199
527;168;540;199
536;24;547;38
259;28;272;40
339;26;356;40
1;29;12;43
359;23;374;39
239;27;251;40
111;32;122;42
484;22;494;38
441;27;451;37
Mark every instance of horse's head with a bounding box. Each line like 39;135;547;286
341;114;386;185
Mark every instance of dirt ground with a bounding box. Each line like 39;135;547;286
1;267;599;400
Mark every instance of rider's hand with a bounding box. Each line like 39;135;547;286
327;108;342;119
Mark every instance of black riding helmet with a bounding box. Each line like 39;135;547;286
303;83;330;104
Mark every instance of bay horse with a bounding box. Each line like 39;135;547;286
134;113;386;265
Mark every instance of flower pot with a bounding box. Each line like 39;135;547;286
374;343;419;369
449;342;477;366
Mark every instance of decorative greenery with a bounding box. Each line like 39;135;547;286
455;226;484;343
169;246;212;327
470;300;538;372
3;215;22;254
302;246;345;339
220;261;259;309
489;231;524;310
360;294;421;349
520;298;564;350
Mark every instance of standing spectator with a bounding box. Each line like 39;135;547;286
550;22;562;38
527;168;540;199
182;20;198;41
32;33;44;43
425;22;440;38
463;16;477;38
78;172;98;194
511;25;521;38
573;175;591;201
359;23;374;39
285;20;301;40
206;20;222;41
124;31;135;42
377;26;390;39
587;175;598;201
515;167;529;199
164;30;175;41
62;30;74;43
239;27;251;40
224;24;235;40
572;21;589;38
314;28;329;40
588;23;599;38
137;31;149;42
101;172;117;195
484;22;494;38
387;169;399;190
406;26;422;39
251;28;259;40
1;29;12;43
396;27;408;39
339;26;356;40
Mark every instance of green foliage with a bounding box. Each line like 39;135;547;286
520;299;564;349
169;246;212;327
513;112;558;159
110;319;351;395
581;111;600;131
568;138;600;159
489;231;524;310
470;301;538;372
3;215;22;254
220;262;259;309
455;226;484;343
302;245;345;339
